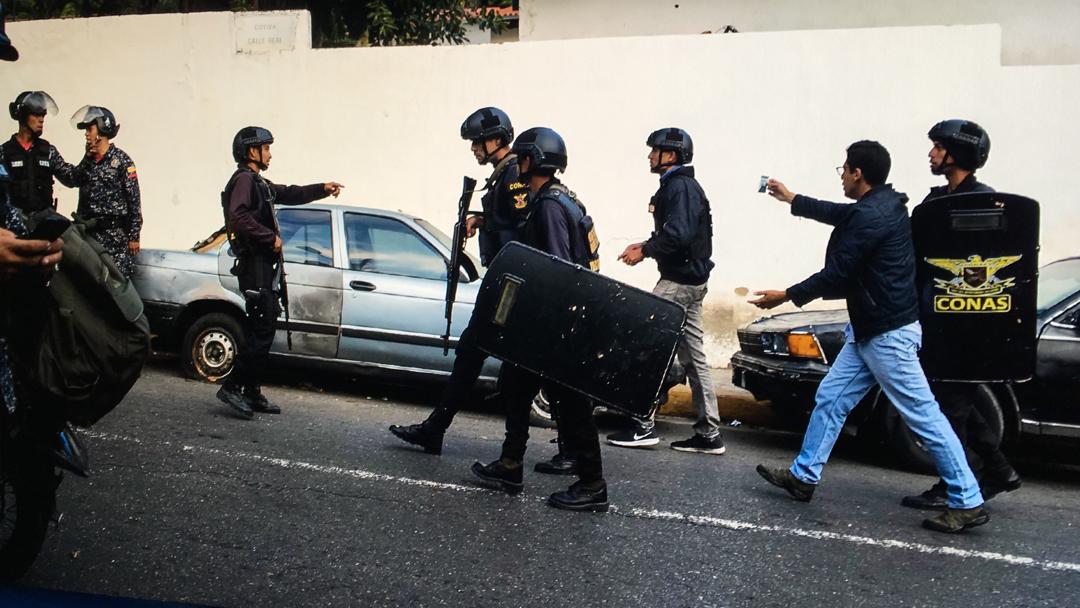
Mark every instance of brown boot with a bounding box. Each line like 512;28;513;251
922;506;990;533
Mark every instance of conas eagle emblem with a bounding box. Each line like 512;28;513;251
924;255;1022;296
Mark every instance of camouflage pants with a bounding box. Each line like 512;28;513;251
89;226;134;278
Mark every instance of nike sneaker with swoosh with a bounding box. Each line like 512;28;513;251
606;428;660;448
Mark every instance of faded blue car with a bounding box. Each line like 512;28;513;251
133;203;501;387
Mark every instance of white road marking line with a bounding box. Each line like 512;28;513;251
87;431;1080;574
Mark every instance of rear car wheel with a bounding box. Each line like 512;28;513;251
882;383;1004;473
181;312;243;383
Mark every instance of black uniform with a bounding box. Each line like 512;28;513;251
72;145;141;277
424;154;529;431
1;136;81;213
919;174;1016;485
498;178;603;484
221;166;328;392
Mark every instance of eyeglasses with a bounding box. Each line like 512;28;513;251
835;166;846;176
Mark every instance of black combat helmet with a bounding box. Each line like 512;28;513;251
511;127;567;174
232;126;274;163
9;91;58;122
0;2;17;62
928;119;990;171
70;105;120;138
646;127;694;164
460;107;513;145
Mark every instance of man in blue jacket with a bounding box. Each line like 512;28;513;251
750;140;987;533
611;128;723;455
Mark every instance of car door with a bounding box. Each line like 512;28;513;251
338;211;474;375
1032;299;1080;426
270;207;343;359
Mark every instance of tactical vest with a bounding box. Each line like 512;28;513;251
222;167;277;258
537;183;601;272
1;137;55;212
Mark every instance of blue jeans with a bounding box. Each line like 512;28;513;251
790;322;983;509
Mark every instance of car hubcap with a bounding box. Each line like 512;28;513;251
195;330;235;380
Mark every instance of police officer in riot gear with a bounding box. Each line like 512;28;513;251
390;108;580;474
2;92;82;213
612;128;724;454
217;126;343;419
471;127;608;512
68;105;142;277
901;119;1022;510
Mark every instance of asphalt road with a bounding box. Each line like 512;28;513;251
10;363;1080;607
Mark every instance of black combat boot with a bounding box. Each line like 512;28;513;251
389;421;445;455
548;480;608;512
471;459;524;495
244;386;281;414
981;468;1022;501
901;479;948;510
216;382;254;419
534;452;577;475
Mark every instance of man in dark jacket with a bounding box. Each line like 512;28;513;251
217;126;343;419
610;128;723;454
901;120;1021;510
2;91;81;214
751;140;988;534
470;127;607;512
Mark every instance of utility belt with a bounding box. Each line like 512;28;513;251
75;213;128;232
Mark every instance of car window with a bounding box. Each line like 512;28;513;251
344;213;447;281
278;208;334;267
1037;259;1080;313
413;218;484;280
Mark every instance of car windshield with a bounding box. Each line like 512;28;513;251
413;218;485;279
1037;258;1080;312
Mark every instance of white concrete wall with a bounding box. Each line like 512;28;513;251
519;0;1080;66
5;12;1080;364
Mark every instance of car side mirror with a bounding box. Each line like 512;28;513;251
1050;310;1080;331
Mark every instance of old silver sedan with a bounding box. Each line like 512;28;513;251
133;203;501;387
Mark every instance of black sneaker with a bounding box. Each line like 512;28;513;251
606;427;659;448
671;434;726;455
216;383;254;419
981;469;1022;501
756;464;815;502
922;506;990;533
471;460;524;495
534;453;577;475
901;479;948;511
548;481;609;512
389;423;444;455
244;387;281;414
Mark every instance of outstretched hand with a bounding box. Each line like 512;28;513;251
324;182;345;198
765;179;795;204
749;289;789;310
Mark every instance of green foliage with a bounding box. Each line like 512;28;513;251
7;0;508;47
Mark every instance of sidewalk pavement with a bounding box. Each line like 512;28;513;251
656;367;778;427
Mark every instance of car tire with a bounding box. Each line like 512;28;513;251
181;312;244;383
529;389;557;429
882;383;1004;474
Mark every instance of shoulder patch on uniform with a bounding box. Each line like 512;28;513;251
126;165;138;180
513;192;528;209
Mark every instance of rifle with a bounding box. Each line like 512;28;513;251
269;203;292;351
443;176;478;355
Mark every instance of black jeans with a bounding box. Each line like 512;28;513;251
427;318;487;430
498;364;603;484
934;382;1013;480
231;256;279;390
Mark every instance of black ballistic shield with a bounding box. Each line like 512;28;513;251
443;176;478;354
911;192;1040;381
472;242;687;419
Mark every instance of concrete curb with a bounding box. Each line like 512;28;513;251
656;368;778;427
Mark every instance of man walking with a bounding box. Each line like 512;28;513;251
901;119;1021;510
609;128;724;455
751;140;988;533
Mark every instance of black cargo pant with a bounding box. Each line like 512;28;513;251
231;256;280;390
934;382;1013;480
498;363;602;484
